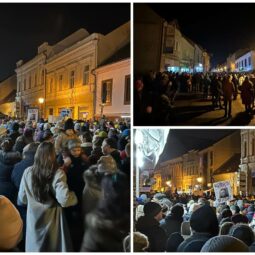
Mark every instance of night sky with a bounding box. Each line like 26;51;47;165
157;129;238;165
149;3;255;68
0;3;130;81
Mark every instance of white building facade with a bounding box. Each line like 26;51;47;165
235;50;255;72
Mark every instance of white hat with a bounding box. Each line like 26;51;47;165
0;196;23;250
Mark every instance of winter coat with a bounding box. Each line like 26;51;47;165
13;135;34;154
0;150;21;204
222;80;235;101
18;167;78;252
177;232;212;252
136;215;167;252
89;147;103;165
110;150;122;169
240;80;254;105
81;211;129;252
160;214;183;237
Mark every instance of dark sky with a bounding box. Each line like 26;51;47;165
157;129;237;164
149;3;255;68
0;3;130;81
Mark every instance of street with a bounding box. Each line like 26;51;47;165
170;92;255;126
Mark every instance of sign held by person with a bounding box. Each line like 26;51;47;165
213;181;233;203
27;108;39;122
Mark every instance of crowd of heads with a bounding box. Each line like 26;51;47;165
0;116;130;252
134;191;255;252
134;70;255;125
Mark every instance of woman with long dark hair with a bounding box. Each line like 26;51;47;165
18;142;77;252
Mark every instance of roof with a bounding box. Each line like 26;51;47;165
0;89;16;104
98;43;130;67
213;153;241;175
158;130;237;164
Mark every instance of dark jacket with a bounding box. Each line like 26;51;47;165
89;147;103;165
81;211;129;252
136;215;167;252
110;150;122;169
177;232;212;252
160;214;183;237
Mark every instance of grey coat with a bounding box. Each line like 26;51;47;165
18;167;78;252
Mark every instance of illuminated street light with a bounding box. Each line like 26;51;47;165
38;97;44;119
197;177;203;183
166;181;172;187
207;183;212;188
38;97;44;104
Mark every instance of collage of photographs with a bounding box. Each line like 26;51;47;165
1;1;255;253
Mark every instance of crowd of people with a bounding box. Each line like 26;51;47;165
134;71;255;125
0;116;130;252
134;192;255;252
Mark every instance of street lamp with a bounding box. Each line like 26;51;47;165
38;97;44;120
197;177;203;183
166;181;172;187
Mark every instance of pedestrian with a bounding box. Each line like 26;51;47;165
222;75;235;118
18;142;78;252
240;76;254;113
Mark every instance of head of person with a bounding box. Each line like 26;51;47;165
143;201;163;222
229;223;255;246
201;235;249;252
31;142;58;203
43;122;51;131
97;155;118;175
166;232;184;252
219;222;234;235
92;135;104;150
0;196;23;251
230;205;240;215
1;137;14;152
12;122;19;133
42;130;54;143
81;132;92;143
22;142;40;160
221;209;232;219
135;76;144;92
125;143;130;158
68;139;82;158
171;203;184;218
101;138;117;155
133;232;149;252
219;188;229;198
64;118;74;136
190;205;219;236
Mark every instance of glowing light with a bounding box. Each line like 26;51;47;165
135;130;143;145
38;98;44;104
166;181;172;187
197;177;203;183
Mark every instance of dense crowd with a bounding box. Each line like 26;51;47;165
134;192;255;252
134;71;255;125
0;116;130;252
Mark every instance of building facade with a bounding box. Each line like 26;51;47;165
0;74;17;116
153;131;241;195
15;22;130;120
235;50;255;72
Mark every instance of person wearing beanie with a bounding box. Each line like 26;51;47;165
0;196;23;251
9;122;20;144
201;235;249;252
231;213;249;224
88;135;104;165
102;138;121;169
13;128;34;154
220;209;233;225
55;118;77;155
219;222;234;235
177;205;219;252
230;204;240;215
229;223;255;247
160;204;184;237
136;202;167;252
133;232;149;252
166;232;184;252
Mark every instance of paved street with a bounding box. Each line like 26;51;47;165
169;92;255;126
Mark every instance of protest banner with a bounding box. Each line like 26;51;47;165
213;180;233;203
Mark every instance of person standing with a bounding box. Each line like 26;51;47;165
222;76;235;118
240;76;254;113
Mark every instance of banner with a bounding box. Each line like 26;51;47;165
27;108;38;122
213;181;233;203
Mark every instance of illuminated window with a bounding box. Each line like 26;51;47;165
49;108;53;115
249;57;251;66
124;75;130;105
83;65;89;85
59;75;63;91
101;79;112;105
70;71;75;88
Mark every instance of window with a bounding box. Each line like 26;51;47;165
41;70;44;84
28;76;31;89
59;75;63;91
244;141;247;157
18;81;21;92
83;65;89;85
49;108;53;115
70;71;75;88
124;75;130;105
249;57;252;66
245;59;247;67
101;79;112;105
24;79;26;90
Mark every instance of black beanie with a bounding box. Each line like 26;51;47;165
143;202;162;217
171;204;184;218
64;118;74;131
190;205;219;236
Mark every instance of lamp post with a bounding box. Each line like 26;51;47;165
38;97;44;120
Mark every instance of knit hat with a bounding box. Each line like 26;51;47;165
190;205;219;236
97;155;117;174
221;209;233;218
201;236;249;252
64;118;74;131
0;196;23;251
230;205;240;214
219;222;234;235
166;232;184;252
68;139;81;150
231;214;249;224
12;122;19;132
229;223;255;246
143;202;162;217
171;204;184;218
98;131;108;138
